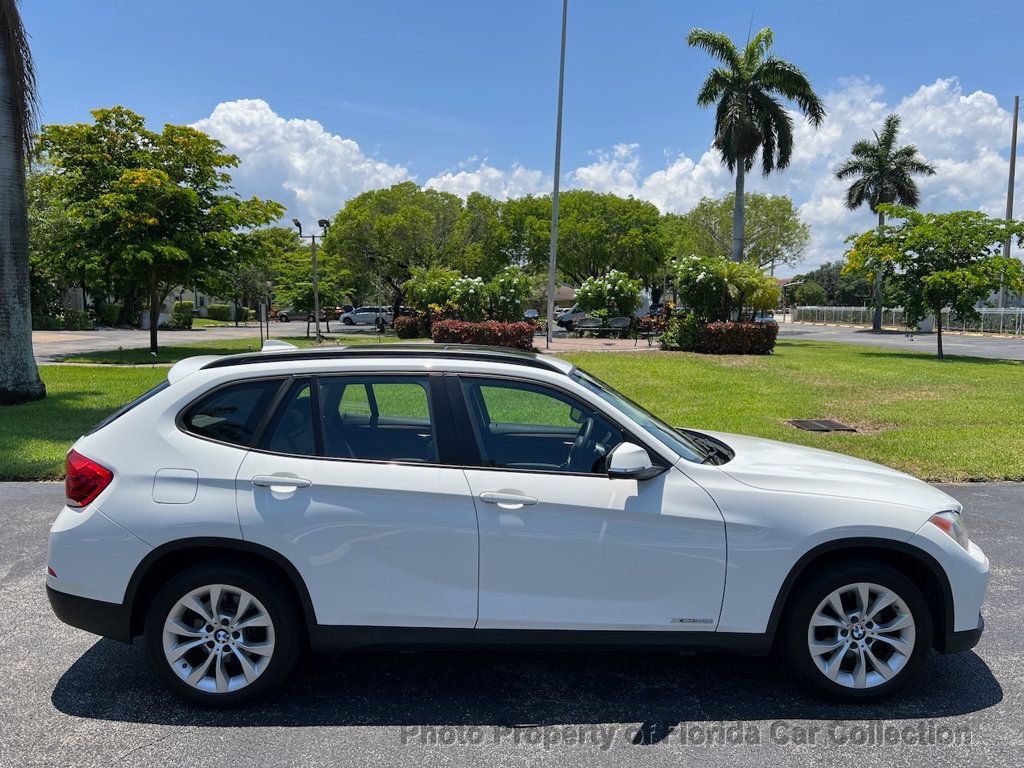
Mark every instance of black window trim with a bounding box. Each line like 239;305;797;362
244;371;462;469
176;375;291;450
448;372;671;478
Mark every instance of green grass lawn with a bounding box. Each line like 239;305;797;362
2;339;1021;481
57;334;395;365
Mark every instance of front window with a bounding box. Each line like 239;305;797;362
572;370;709;463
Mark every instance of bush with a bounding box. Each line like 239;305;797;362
60;310;94;330
96;302;122;327
233;305;252;322
575;269;643;316
660;313;703;351
700;321;778;355
431;320;534;350
207;303;232;322
393;314;427;339
32;314;61;330
450;276;487;321
171;301;194;329
487;266;532;321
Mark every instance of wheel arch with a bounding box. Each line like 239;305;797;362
126;537;317;639
767;537;953;650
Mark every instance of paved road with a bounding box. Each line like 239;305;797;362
778;322;1024;361
1;482;1019;767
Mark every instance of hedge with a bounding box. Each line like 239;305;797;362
701;321;778;355
393;315;427;339
96;302;122;327
171;301;194;329
431;319;534;350
206;303;232;322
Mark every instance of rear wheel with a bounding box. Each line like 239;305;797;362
782;562;932;701
144;563;300;707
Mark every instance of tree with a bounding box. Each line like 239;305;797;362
687;26;824;262
668;193;809;269
673;254;777;322
794;280;827;306
451;192;512;278
792;260;875;306
848;206;1024;358
323;182;463;316
834;113;936;330
0;0;45;404
34;107;282;352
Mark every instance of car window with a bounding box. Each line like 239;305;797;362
262;379;316;456
460;378;625;474
318;376;437;463
183;379;282;446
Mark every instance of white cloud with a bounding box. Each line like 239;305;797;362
195;81;1021;273
192;99;410;223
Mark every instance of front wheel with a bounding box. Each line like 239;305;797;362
781;562;932;701
342;317;354;325
144;563;301;707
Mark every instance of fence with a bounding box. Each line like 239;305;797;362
793;306;1024;335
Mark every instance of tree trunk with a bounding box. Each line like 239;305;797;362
0;38;45;404
871;210;885;331
731;165;746;263
935;307;943;359
148;262;159;354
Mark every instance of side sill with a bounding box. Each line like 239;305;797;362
308;625;773;656
47;585;132;643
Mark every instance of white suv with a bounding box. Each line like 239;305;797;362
47;343;988;706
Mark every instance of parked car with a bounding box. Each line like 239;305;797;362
339;306;393;325
555;304;587;330
275;308;294;322
276;308;334;323
647;303;665;317
48;343;988;706
753;311;778;324
523;309;540;321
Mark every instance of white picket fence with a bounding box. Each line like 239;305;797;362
793;306;1024;335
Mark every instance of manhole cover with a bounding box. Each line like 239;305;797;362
788;419;857;432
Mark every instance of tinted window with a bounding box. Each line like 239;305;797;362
263;380;316;456
318;376;437;462
89;380;170;435
183;379;282;446
460;379;625;474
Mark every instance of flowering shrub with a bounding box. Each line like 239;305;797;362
575;269;643;316
404;266;461;313
673;255;779;322
487;266;532;321
393;315;427;339
660;313;703;351
701;321;778;355
431;319;535;350
450;276;487;321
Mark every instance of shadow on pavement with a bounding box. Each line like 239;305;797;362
52;640;1001;727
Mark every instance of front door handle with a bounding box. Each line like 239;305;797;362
479;491;538;508
252;474;312;490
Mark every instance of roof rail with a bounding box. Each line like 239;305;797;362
200;343;573;374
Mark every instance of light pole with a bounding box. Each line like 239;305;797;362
998;96;1020;308
293;218;331;342
545;0;568;349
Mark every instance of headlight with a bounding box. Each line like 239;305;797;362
929;510;970;550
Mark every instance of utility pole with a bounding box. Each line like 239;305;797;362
545;0;568;349
1001;95;1020;308
293;218;331;342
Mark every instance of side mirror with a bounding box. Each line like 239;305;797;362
607;442;663;480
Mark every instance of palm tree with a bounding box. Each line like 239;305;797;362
0;0;45;404
687;27;825;263
835;113;935;331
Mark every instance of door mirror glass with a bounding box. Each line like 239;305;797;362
607;442;661;480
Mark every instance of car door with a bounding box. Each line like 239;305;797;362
452;375;727;632
235;373;479;628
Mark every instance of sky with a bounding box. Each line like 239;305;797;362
23;0;1024;275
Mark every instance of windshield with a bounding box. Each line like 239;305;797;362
571;370;709;463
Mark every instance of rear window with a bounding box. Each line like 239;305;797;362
182;379;283;446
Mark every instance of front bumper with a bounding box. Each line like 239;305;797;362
937;612;984;655
47;585;133;643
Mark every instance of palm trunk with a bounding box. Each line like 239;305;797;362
0;34;45;404
731;165;745;262
148;262;159;353
871;210;885;331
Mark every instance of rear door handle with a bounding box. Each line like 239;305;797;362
479;491;538;508
252;475;312;490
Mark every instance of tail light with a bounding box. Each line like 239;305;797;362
65;450;113;508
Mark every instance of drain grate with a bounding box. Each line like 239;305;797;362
788;419;857;432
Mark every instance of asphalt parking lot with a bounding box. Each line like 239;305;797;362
1;482;1020;768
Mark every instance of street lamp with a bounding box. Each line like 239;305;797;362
292;218;330;342
545;0;569;349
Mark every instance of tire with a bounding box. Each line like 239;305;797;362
143;562;301;707
279;314;290;322
342;317;354;325
780;561;932;701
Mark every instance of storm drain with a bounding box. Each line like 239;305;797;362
788;419;857;433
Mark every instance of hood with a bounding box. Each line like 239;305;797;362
699;430;959;513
